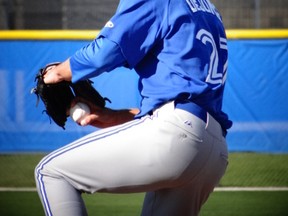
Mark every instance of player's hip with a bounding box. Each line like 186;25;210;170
150;101;226;141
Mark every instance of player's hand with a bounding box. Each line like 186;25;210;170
72;98;139;128
43;60;72;84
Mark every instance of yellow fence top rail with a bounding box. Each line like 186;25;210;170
0;30;100;40
0;29;288;40
226;29;288;39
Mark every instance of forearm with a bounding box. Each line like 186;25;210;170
82;107;140;128
113;108;139;125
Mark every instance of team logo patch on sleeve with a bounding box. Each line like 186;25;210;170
104;21;114;28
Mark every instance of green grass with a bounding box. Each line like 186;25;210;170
1;191;288;216
0;154;43;187
0;153;287;187
201;191;288;216
83;193;144;216
0;192;144;216
221;153;288;187
0;153;287;215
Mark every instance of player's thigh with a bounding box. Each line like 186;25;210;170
37;116;190;193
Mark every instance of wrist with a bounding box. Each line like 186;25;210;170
56;60;72;82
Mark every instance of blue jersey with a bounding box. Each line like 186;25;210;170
99;0;232;129
71;0;232;129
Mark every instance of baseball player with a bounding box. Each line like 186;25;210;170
35;0;232;215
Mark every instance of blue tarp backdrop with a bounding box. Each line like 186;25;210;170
0;38;287;153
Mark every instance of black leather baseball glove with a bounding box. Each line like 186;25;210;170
31;62;110;129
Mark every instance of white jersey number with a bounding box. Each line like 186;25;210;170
196;29;228;85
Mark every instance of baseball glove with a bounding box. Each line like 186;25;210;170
31;62;110;129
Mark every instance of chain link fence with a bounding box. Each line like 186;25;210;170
0;0;287;29
0;0;287;189
214;0;288;29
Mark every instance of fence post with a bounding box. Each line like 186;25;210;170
255;0;261;29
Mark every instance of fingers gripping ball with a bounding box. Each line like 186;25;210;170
70;102;90;123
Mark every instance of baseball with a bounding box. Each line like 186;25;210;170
69;102;91;122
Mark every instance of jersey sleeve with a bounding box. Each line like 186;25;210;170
98;0;168;68
70;36;126;83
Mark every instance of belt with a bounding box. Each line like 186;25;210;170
175;100;207;123
175;100;227;137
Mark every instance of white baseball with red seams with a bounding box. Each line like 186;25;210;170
69;102;90;122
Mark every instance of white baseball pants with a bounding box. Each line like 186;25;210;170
35;101;228;216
